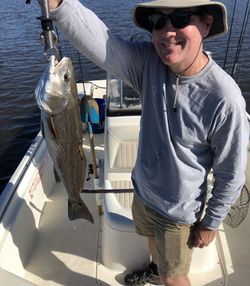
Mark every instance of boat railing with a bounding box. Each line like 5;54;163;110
106;74;141;117
0;133;43;222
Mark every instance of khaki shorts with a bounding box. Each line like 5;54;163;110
132;194;193;277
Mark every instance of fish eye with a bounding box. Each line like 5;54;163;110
64;73;70;82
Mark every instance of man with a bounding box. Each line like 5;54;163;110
47;1;249;285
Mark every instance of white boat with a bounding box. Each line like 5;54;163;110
0;76;250;286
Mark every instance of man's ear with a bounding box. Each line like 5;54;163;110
202;15;213;38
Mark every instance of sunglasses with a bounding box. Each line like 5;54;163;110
148;10;202;30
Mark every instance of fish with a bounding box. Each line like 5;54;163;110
35;55;94;223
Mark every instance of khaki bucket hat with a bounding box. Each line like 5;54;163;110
133;0;228;39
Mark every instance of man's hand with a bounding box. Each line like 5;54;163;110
48;0;63;10
192;223;217;248
31;0;62;10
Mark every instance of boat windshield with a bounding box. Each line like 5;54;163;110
107;74;141;116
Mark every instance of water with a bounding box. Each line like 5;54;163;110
0;0;250;192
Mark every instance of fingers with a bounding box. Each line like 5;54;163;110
191;225;217;248
192;237;208;248
36;0;59;10
196;241;207;248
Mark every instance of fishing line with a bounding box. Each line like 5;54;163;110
77;51;87;96
55;26;63;60
84;81;106;89
231;0;250;78
223;0;238;70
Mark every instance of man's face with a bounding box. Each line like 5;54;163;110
151;8;212;75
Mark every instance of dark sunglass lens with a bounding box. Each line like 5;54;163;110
170;13;191;29
148;11;195;30
154;16;168;30
148;14;168;30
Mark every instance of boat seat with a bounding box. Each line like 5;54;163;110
102;116;150;271
104;177;134;232
102;178;150;271
107;138;138;171
110;180;134;209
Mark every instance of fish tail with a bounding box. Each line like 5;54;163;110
68;198;94;224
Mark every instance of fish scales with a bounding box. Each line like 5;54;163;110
36;55;94;223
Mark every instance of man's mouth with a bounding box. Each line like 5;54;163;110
160;40;182;48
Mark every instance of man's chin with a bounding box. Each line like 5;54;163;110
160;55;175;66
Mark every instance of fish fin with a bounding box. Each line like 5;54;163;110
78;144;85;160
49;115;58;138
41;120;45;139
68;199;94;224
53;166;61;183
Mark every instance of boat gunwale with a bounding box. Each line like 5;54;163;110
0;133;43;222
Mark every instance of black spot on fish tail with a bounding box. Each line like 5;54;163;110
68;198;94;224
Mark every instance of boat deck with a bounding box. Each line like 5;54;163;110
25;184;100;285
23;133;130;286
23;181;221;286
22;179;250;286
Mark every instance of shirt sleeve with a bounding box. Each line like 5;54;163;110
50;0;150;94
202;99;249;229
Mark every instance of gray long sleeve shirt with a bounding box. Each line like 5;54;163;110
51;0;249;229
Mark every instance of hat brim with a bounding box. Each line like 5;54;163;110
133;0;228;39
